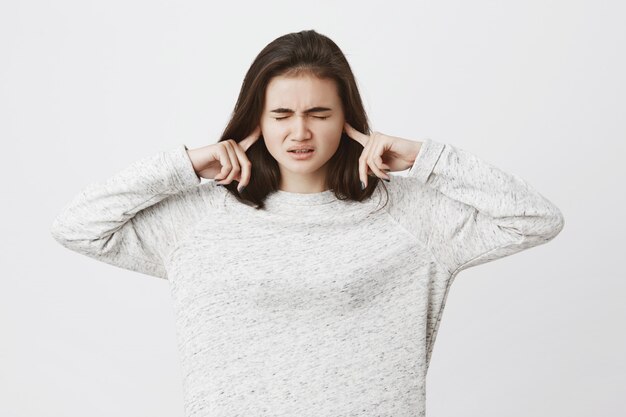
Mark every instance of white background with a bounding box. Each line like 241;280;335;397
2;0;624;416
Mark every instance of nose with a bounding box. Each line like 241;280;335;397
291;114;312;140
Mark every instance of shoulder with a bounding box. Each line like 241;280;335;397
374;174;427;204
197;180;228;210
158;180;227;221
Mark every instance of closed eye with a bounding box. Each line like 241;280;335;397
274;116;330;120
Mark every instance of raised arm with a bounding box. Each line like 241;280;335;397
50;144;223;279
385;138;565;276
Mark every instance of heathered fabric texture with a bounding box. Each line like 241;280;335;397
50;138;564;416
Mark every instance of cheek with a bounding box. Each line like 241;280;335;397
262;132;284;155
328;120;344;137
323;124;343;147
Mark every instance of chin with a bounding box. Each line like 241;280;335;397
279;158;326;173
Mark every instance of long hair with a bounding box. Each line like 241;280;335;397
217;29;389;210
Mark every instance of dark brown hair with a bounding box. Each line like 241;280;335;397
216;29;389;210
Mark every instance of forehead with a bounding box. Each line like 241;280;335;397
264;74;340;106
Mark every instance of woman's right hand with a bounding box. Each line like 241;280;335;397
186;125;262;193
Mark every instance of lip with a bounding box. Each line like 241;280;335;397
287;149;315;160
287;146;315;152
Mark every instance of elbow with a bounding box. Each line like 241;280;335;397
49;214;97;251
547;207;565;240
498;206;565;246
50;215;68;246
50;216;83;252
523;206;565;244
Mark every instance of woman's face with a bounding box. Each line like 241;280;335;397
260;73;345;189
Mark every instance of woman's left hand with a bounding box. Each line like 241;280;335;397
344;122;422;189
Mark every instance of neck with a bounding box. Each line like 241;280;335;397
278;172;328;193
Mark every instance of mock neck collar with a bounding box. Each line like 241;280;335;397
222;185;385;219
264;188;339;207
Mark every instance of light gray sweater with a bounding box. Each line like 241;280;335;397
50;138;564;416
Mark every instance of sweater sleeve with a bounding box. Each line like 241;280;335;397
50;144;221;280
384;138;565;276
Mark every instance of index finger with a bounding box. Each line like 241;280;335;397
238;125;262;151
343;122;369;146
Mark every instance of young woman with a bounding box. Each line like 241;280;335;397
51;30;564;417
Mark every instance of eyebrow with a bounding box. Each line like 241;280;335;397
269;106;333;114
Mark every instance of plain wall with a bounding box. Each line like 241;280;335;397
1;0;624;416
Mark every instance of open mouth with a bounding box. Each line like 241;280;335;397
287;149;315;159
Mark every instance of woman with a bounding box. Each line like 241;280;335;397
51;30;564;417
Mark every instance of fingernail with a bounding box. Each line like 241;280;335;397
382;177;390;182
360;181;365;190
238;185;245;193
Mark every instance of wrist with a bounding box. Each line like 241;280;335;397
185;146;205;176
